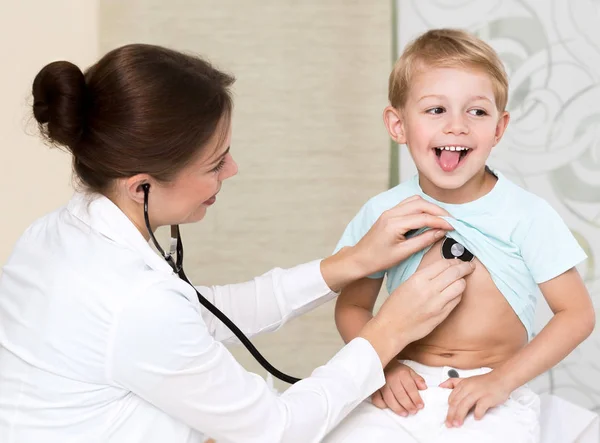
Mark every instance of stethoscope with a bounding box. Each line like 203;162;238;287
141;184;302;384
141;185;474;385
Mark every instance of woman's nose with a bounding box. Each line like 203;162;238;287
223;155;238;179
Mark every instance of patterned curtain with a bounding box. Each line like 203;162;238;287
394;0;600;412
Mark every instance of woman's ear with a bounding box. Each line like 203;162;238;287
123;174;153;204
383;106;407;144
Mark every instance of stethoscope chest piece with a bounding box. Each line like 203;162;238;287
441;237;474;262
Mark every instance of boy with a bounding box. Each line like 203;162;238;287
334;29;595;442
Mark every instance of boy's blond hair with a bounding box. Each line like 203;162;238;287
389;29;509;112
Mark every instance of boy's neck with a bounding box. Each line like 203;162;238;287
419;167;497;204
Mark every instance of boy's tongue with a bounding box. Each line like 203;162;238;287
439;150;461;172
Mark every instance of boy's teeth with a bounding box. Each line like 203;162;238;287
437;146;468;151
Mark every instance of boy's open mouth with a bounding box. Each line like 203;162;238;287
434;146;471;172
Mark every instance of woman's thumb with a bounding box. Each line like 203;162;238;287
401;229;446;255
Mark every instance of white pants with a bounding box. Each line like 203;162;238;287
325;360;540;443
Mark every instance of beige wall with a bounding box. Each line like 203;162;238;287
0;1;392;392
0;1;98;265
100;1;392;389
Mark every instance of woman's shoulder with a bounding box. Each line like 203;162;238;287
9;200;188;306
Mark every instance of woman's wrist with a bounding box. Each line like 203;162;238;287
358;318;409;368
320;246;366;293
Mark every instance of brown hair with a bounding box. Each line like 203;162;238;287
32;44;235;194
389;29;508;112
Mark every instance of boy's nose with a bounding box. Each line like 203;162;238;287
443;114;469;135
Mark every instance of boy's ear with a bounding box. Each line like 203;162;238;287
493;111;510;146
383;106;407;144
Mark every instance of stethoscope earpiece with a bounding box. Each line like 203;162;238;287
142;183;183;273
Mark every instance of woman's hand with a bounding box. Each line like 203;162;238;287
321;195;453;292
351;195;453;277
359;259;474;367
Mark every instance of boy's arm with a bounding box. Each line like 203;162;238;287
493;267;595;391
442;267;595;427
496;199;594;388
335;277;383;343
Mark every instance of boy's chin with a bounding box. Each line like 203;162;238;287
423;160;490;187
422;169;478;191
431;177;470;191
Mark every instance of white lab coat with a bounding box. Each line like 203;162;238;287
0;192;385;443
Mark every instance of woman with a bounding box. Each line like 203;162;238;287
0;44;473;443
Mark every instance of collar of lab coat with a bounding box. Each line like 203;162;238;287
66;191;175;274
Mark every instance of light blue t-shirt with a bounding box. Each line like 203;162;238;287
334;169;587;339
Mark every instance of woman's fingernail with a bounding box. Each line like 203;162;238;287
435;230;445;238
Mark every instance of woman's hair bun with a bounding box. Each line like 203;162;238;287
32;61;88;148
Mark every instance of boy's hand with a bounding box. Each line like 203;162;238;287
439;371;512;427
371;360;427;416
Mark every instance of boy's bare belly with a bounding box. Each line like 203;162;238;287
397;238;528;369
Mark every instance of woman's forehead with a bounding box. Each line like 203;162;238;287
211;122;232;156
199;118;232;163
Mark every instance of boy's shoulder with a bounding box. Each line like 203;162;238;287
358;170;558;226
362;176;421;215
496;171;554;216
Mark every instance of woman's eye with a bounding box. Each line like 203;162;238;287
426;107;445;115
211;158;227;173
468;109;488;116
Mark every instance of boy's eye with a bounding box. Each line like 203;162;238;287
426;107;445;115
468;109;488;116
